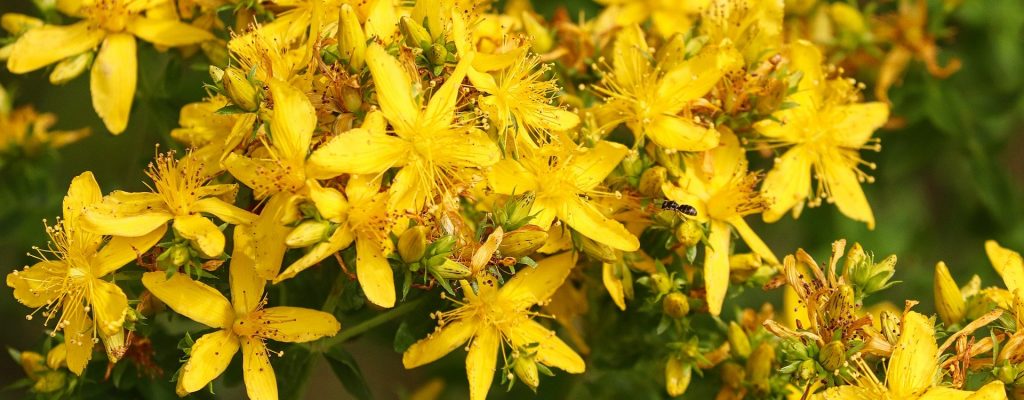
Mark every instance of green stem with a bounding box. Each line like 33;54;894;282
314;296;427;351
321;271;347;314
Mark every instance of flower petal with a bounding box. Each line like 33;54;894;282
646;115;720;152
421;52;473;130
306;128;410;178
387;165;429;213
985;240;1024;295
820;148;874;229
255;306;340;342
81;193;173;237
92;223;167;277
90;278;129;336
241;336;278;400
505;319;585;373
91;33;137;134
887;311;938;398
466;327;499;400
830;102;889;148
814;386;873;400
62;303;94;376
498;251;577;307
568;140;629;191
558;195;639;251
611;24;649;90
173;214;226;257
192;197;257;225
602;262;627;311
704;220;731;316
403;319;477;368
249;194;293;280
268;79;315;163
142;272;234;329
127;17;214;47
366;43;417;134
229;226;266;315
63;172;102;232
728;217;779;265
355;235;396;308
7;261;67;308
430;128;501;169
487;159;538;195
177;330;239;394
276;225;355;283
761;147;813;223
7;22;104;73
223;153;288;199
658;44;742;110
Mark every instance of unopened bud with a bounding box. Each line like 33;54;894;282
19;351;45;379
337;4;367;70
430;259;472;280
340;86;362;112
721;362;745;389
665;356;691;396
842;242;866;277
400;16;432;51
880;311;901;344
49;52;92;85
747;342;774;393
830;3;866;34
934;262;966;326
675;220;703;248
521;12;552;54
728;322;752;358
168;244;190;267
512;355;540;390
579;236;617;263
494;193;536;231
426;43;449;66
650;272;673;295
820;340;846;371
498;228;548;258
45;344;67;370
1;13;42;35
662;292;690;318
33;371;66;393
222;68;260;112
398;226;429;263
638;166;667;197
285;220;331;248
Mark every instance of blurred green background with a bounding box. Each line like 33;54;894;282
1;0;1023;398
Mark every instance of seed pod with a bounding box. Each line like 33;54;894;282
747;342;774;393
337;4;367;70
728;322;752;358
429;259;472;280
665;356;691;396
662;292;690;318
340;86;363;112
222;68;260;112
397;226;429;263
285;220;331;248
934;261;966;326
639;166;668;197
820;340;846;371
675;220;703;248
49;52;93;85
498;228;548;258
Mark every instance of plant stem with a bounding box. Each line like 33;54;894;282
314;296;427;351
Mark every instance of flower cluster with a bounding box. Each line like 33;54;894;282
1;0;998;399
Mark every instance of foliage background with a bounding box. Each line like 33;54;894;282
0;0;1022;398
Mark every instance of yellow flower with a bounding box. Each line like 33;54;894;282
170;96;253;176
306;43;500;212
6;172;165;375
815;311;1006;400
596;0;710;38
467;52;580;148
5;1;214;134
755;40;889;229
594;25;741;151
488;140;640;251
0;105;90;156
142;245;340;400
82;152;255;258
700;0;784;63
403;252;585;400
662;131;778;316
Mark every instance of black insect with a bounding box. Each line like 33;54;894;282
660;200;698;216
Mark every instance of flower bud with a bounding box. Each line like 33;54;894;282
19;351;45;379
498;228;548;258
728;322;752;358
830;3;866;34
400;16;432;51
337;4;367;70
639;166;667;197
665;356;691;396
747;342;774;393
820;340;846;371
426;43;449;66
934;261;966;326
880;310;901;344
721;362;745;389
46;344;67;370
521;12;552;54
798;359;817;380
33;371;66;393
675;219;703;248
285;220;331;248
429;259;472;280
49;52;92;85
842;242;866;276
494;193;537;231
999;334;1024;364
102;330;127;363
650;272;673;295
1;13;43;35
398;226;429;263
167;244;190;267
663;292;690;318
512;354;540;390
201;39;230;67
222;68;260;112
578;236;617;263
340;85;363;112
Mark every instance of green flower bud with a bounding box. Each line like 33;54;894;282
934;261;966;326
285;220;331;248
429;259;472;280
662;292;690;318
728;322;752;359
665;356;691;396
398;226;429;263
820;340;846;371
49;52;92;85
798;359;817;380
578;236;617;263
512;354;540;390
400;16;432;51
494;193;536;231
498;228;548;258
168;244;190;267
639;166;668;198
223;68;260;112
426;43;449;66
32;370;66;393
650;272;673;295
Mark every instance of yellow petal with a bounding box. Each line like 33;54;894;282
173;214;226;257
223;153;289;199
820;149;875;229
830;102;889;148
127;17;214;47
229;226;266;315
728;217;779;265
704;220;731;316
306;128;410;178
62;303;93;376
813;386;873;400
505;319;585;373
249;194;293;280
366;43;417;134
524;108;580;133
192;197;257;225
91;223;167;277
558;195;639;251
306;180;349;222
8;261;66;308
466;327;499;400
427;128;501;169
403;319;477;368
568;140;629;191
602;263;627;310
965;381;1007;400
421;52;473;130
90;278;129;336
657;45;742;111
268;79;315;162
986;240;1024;295
788;40;824;109
241;336;278;400
7;22;104;73
887;311;938;398
918;387;977;400
647;115;720;151
761;147;813;223
387;165;429;213
91;34;137;134
63;171;102;232
142;272;234;329
355;236;396;308
81;191;172;237
487;159;537;195
498;251;577;307
276;226;355;283
611;24;649;90
177;330;239;394
254;306;341;342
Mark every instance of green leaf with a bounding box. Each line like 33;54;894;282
325;348;374;400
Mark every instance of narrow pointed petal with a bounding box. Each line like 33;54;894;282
429;128;501;169
498;251;577;307
403;319;477;368
830;103;889;148
92;224;167;277
255;306;340;342
657;45;742;111
761;147;813;223
192;197;257;225
814;386;873;400
487;159;538;195
91;34;137;134
230;226;267;315
81;191;173;237
603;262;627;310
704;220;731;316
276;226;355;283
173;214;226;258
558;195;639;251
466;327;500;400
241;337;278;400
142;272;234;329
268;79;315;162
250;194;293;280
7;261;66;307
820;150;874;229
7;22;104;73
127;17;214;47
177;330;239;394
422;52;473;129
505;319;585;373
62;303;94;376
611;24;649;89
887;311;938;398
306;128;410;178
986;240;1024;295
223;153;288;199
63;172;102;231
728;217;779;265
366;44;417;134
355;236;396;308
90;278;129;336
387;166;428;213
